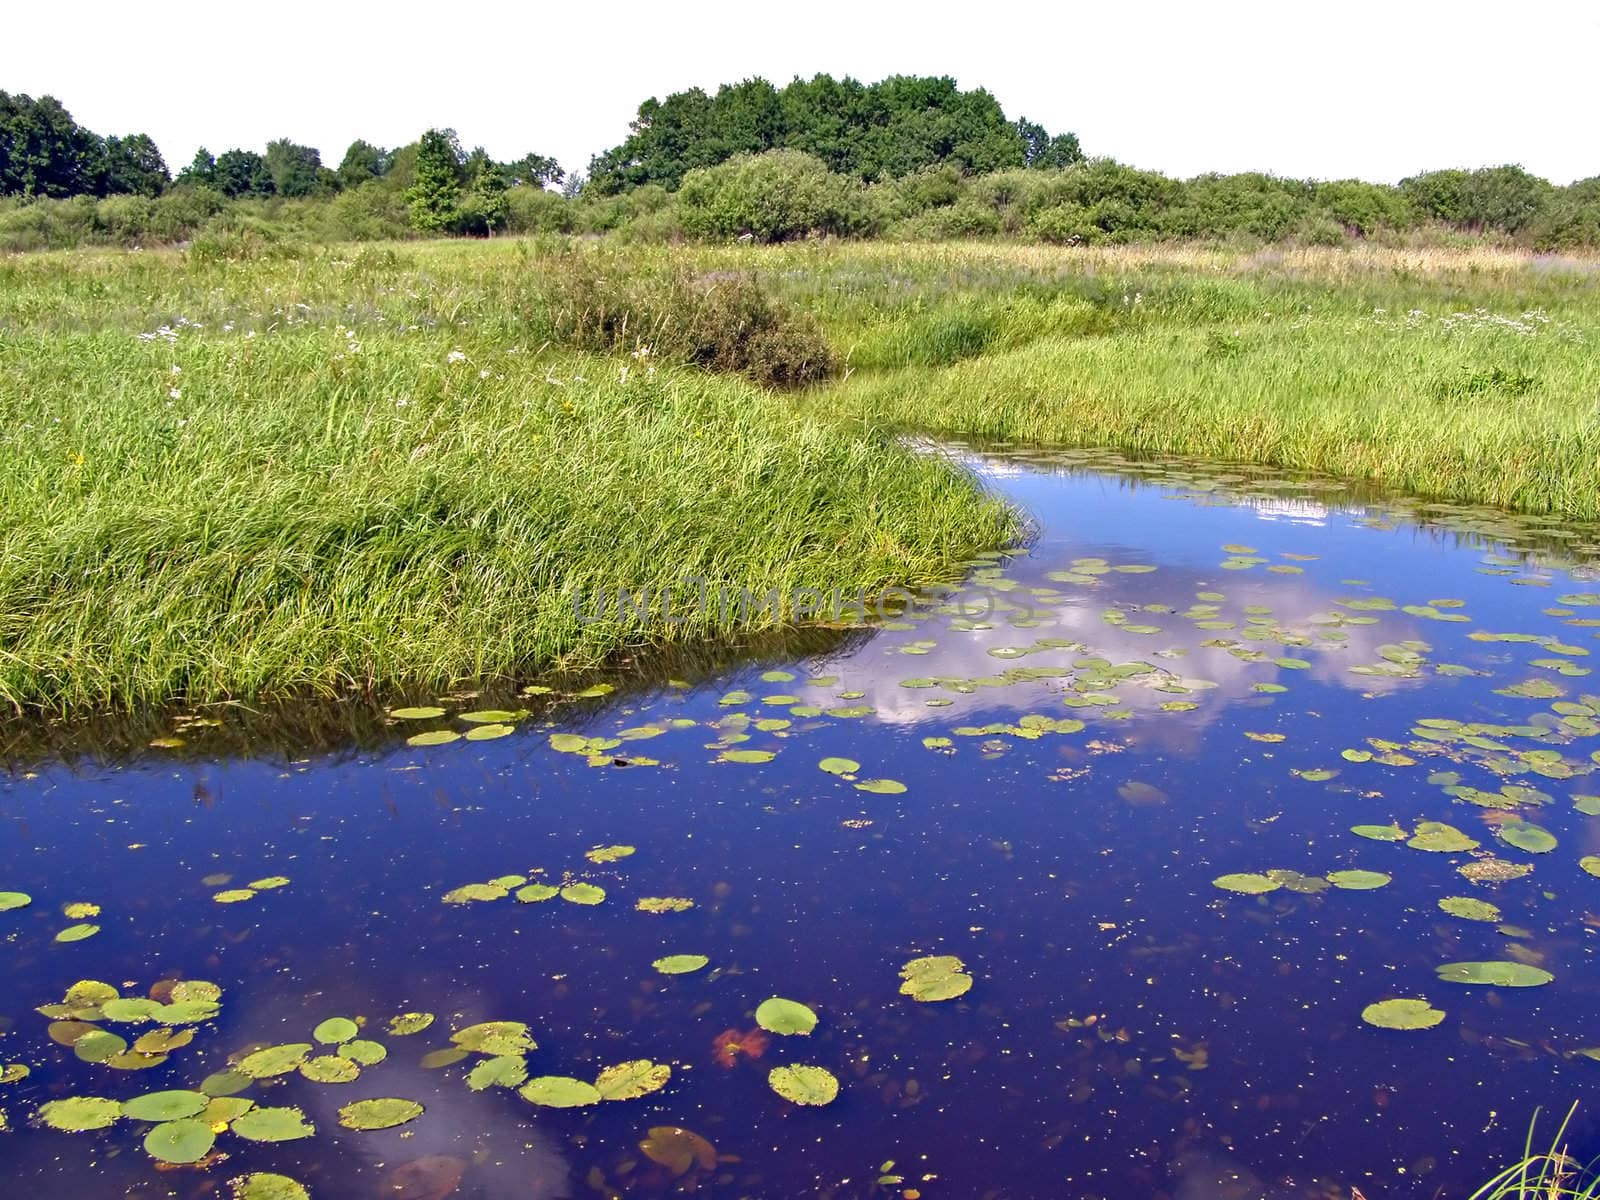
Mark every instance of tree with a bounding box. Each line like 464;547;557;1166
176;147;216;189
212;149;273;198
457;156;509;235
337;139;388;188
405;128;463;233
265;139;323;197
97;133;169;196
0;92;99;196
506;152;563;188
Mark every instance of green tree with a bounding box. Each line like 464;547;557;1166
336;139;388;188
212;149;273;198
265;139;323;197
176;147;216;189
0;92;100;196
96;133;169;196
405;128;463;233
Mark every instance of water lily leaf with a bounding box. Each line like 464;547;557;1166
311;1017;359;1045
38;1096;122;1131
595;1059;671;1101
854;779;907;794
121;1090;208;1122
1582;855;1600;878
247;876;290;890
1361;998;1445;1030
467;1055;528;1091
340;1039;387;1066
300;1055;360;1084
899;955;973;1001
514;883;558;902
406;730;460;747
390;706;446;720
458;710;517;724
768;1064;839;1106
637;897;694;913
231;1105;316;1142
229;1173;310;1200
1497;822;1558;854
1326;870;1391;890
0;892;32;911
236;1043;312;1079
1439;897;1501;922
1211;873;1280;894
201;1096;255;1123
755;997;818;1036
560;883;606;905
585;845;635;864
519;1076;601;1107
719;748;776;764
142;1118;214;1163
1435;961;1554;987
338;1098;423;1131
441;882;506;905
1351;824;1407;842
419;1048;469;1069
653;954;709;975
213;889;257;904
640;1125;717;1176
0;1064;29;1084
1408;822;1479;853
464;723;514;741
388;1012;435;1037
73;1030;128;1063
55;923;100;942
199;1070;251;1097
819;757;860;776
451;1021;536;1056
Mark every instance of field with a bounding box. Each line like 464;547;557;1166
3;237;1599;714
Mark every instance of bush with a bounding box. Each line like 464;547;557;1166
524;251;837;386
675;150;872;242
322;180;412;242
1314;179;1413;236
503;186;573;235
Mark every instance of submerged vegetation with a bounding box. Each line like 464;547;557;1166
4;237;1600;713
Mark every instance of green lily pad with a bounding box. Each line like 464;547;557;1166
247;876;290;890
312;1017;358;1045
337;1098;423;1131
637;896;695;913
458;710;518;724
719;748;776;764
1351;824;1407;842
300;1055;360;1084
1361;998;1445;1030
1408;822;1480;853
515;883;559;902
229;1105;316;1142
1435;961;1554;987
768;1064;839;1106
199;1070;251;1097
0;892;31;911
236;1043;312;1079
519;1076;601;1107
594;1059;671;1101
755;997;818;1036
390;706;446;720
38;1096;123;1131
467;1055;529;1091
1326;870;1391;890
121;1090;208;1122
73;1030;129;1063
441;882;506;905
340;1039;387;1066
464;723;514;741
1212;873;1280;894
653;954;709;976
406;730;460;747
854;778;907;794
388;1012;435;1036
1582;855;1600;878
819;757;860;776
585;844;635;864
898;954;973;1002
560;883;606;906
55;923;100;942
229;1174;310;1200
1439;897;1501;922
143;1118;214;1163
1497;822;1558;854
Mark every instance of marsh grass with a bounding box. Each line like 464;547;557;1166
1470;1107;1600;1200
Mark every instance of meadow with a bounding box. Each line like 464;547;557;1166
3;236;1599;714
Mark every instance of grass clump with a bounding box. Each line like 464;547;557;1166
1469;1106;1599;1200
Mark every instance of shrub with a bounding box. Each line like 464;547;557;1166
675;150;871;242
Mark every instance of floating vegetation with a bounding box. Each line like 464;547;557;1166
229;1105;316;1142
561;883;606;905
1435;962;1554;987
1361;998;1446;1030
1439;896;1502;921
1212;873;1279;894
854;778;907;794
520;1076;602;1108
1326;870;1391;890
637;897;695;913
595;1060;672;1101
143;1118;215;1163
0;891;32;911
38;1096;122;1131
653;954;710;975
768;1064;840;1106
337;1098;423;1131
229;1174;310;1200
586;844;636;864
755;997;818;1036
388;1012;435;1036
898;955;973;1001
1407;822;1480;853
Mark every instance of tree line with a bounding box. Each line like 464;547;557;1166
3;75;1598;252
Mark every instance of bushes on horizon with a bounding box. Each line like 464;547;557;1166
676;150;872;241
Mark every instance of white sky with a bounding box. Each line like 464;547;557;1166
7;0;1597;185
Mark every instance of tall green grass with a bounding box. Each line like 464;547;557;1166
1470;1107;1598;1200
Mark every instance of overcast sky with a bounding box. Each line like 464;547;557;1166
8;0;1596;184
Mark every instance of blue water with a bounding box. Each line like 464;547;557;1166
3;448;1598;1200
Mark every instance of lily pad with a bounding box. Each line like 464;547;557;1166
1408;822;1480;853
38;1096;123;1131
1435;961;1554;987
313;1017;359;1045
1497;822;1558;854
898;954;973;1002
55;923;100;942
340;1039;387;1066
854;778;907;794
1361;998;1446;1030
406;730;460;747
819;757;860;776
560;883;606;905
653;954;709;976
121;1090;208;1122
1351;824;1407;842
452;1021;536;1056
1326;870;1391;891
337;1098;423;1131
236;1043;312;1079
515;884;559;902
300;1055;360;1084
466;1055;529;1091
595;1059;671;1101
1211;873;1280;895
754;997;818;1036
143;1119;214;1163
585;845;635;864
231;1105;316;1142
719;748;776;764
388;1012;435;1036
390;706;446;720
0;892;32;912
229;1174;310;1200
519;1076;601;1107
1439;897;1501;922
637;897;695;913
767;1064;839;1106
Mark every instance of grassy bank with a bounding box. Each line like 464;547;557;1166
0;243;1011;713
4;237;1600;713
